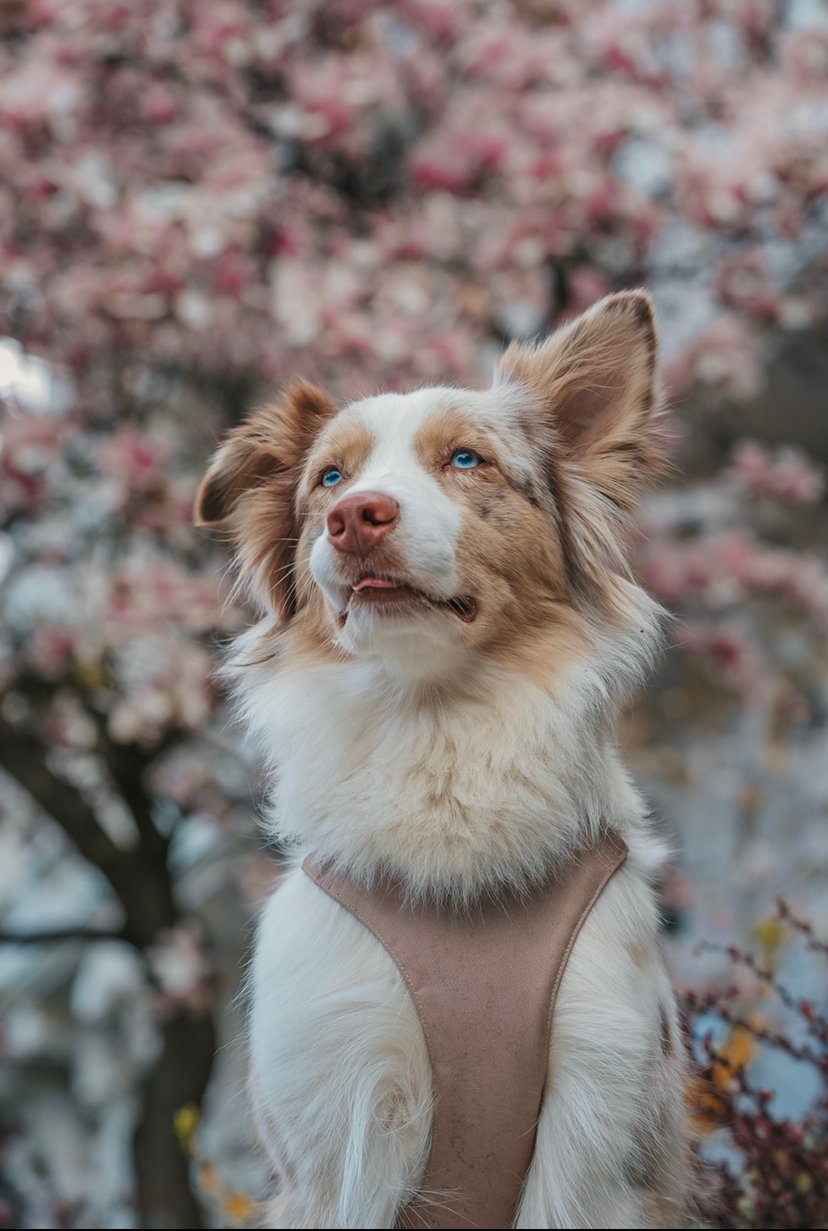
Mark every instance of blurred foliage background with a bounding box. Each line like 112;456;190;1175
0;1;827;1227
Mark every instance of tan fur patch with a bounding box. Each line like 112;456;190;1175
412;404;541;501
302;416;374;498
406;399;595;680
629;943;649;969
497;290;668;616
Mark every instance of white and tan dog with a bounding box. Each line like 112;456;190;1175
196;291;692;1229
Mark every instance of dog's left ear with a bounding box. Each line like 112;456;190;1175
497;290;664;516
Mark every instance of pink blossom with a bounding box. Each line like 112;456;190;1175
730;441;826;505
675;620;765;698
0;411;63;514
148;924;211;1015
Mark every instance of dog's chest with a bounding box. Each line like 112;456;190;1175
263;665;601;903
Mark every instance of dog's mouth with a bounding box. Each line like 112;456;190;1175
343;575;478;623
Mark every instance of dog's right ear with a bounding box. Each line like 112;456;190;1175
194;380;337;616
194;380;337;528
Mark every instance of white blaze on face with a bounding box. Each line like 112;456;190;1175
308;390;464;653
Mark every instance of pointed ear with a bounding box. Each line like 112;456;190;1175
497;290;664;514
194;380;337;617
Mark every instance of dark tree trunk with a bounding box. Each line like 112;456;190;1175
133;1007;216;1230
0;714;220;1230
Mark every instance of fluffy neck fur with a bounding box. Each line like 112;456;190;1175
229;578;663;904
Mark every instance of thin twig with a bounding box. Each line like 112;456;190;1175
0;927;132;946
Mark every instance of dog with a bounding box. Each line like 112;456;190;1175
195;290;692;1228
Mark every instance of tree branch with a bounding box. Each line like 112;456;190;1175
0;927;131;945
97;736;171;863
0;716;176;947
12;668;176;860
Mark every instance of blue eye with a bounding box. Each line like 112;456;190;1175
450;449;481;470
321;467;344;488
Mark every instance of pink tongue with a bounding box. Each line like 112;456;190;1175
353;577;401;592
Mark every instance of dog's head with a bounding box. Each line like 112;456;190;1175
196;291;665;681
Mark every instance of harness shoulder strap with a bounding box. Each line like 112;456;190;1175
303;830;628;1230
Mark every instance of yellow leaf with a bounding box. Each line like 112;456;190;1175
173;1104;201;1155
714;1024;758;1090
752;916;788;970
222;1191;257;1225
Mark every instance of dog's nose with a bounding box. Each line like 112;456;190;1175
327;491;400;555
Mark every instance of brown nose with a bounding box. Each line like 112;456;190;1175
327;490;400;555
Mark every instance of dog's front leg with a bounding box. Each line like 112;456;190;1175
250;867;432;1229
517;862;692;1230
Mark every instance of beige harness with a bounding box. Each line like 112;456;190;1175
303;830;627;1230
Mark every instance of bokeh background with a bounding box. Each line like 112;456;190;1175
1;2;827;1227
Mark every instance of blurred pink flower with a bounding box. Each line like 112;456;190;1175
676;620;765;698
730;441;826;505
148;923;211;1015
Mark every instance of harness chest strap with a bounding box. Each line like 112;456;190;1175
302;830;628;1230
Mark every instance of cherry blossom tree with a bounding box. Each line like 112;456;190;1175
1;1;827;1226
